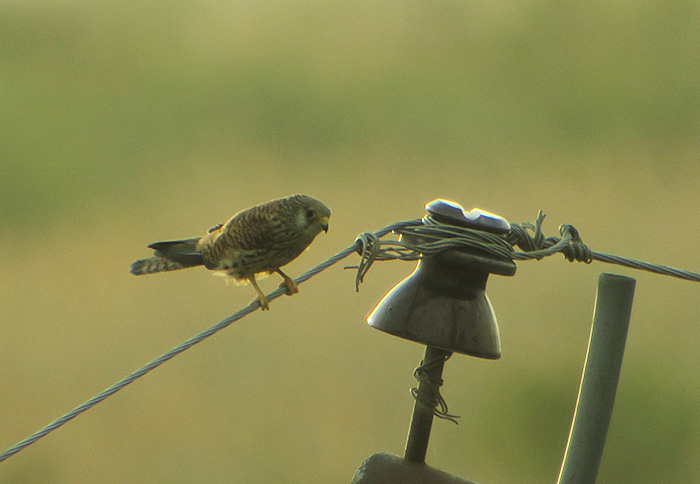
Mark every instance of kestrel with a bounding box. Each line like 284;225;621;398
131;194;331;310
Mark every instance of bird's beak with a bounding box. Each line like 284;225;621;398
319;217;329;233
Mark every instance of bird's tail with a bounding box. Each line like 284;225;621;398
130;237;204;275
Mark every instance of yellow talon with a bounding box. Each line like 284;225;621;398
248;276;270;310
276;269;299;296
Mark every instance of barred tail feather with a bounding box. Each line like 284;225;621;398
130;256;198;275
131;237;205;275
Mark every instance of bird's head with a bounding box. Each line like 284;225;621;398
291;195;331;237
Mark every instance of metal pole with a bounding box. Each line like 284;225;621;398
404;345;452;463
557;273;636;484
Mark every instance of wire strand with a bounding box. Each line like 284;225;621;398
0;220;413;464
411;353;460;424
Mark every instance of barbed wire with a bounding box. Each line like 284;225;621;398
1;212;698;464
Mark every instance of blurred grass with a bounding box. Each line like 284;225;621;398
1;1;699;483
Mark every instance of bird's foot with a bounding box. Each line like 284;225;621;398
249;276;270;310
279;279;298;296
276;270;299;296
256;294;270;311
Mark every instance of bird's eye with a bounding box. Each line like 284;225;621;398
305;209;315;219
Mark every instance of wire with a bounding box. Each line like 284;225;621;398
0;220;412;464
352;213;700;285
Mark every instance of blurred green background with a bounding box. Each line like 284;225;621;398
1;1;699;483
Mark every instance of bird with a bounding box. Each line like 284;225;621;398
130;194;331;310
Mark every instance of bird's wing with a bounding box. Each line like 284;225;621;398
223;206;283;251
148;238;204;265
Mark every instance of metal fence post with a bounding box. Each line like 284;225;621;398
557;273;636;484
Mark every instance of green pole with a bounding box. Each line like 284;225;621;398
557;273;636;484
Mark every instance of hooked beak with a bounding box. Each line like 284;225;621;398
319;217;329;233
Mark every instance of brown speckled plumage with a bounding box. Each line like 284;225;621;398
131;194;331;310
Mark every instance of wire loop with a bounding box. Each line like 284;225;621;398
559;224;593;264
411;354;460;424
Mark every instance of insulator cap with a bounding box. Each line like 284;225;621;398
368;199;516;358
